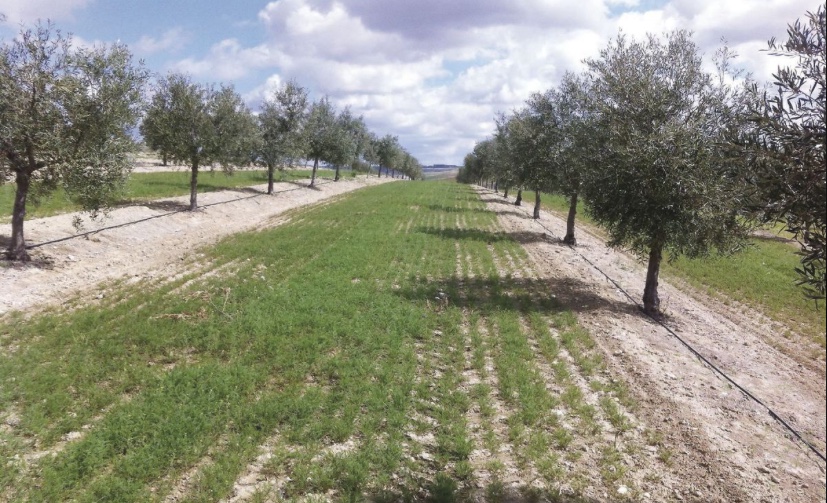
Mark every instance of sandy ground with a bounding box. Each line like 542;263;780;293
0;176;391;317
477;189;827;502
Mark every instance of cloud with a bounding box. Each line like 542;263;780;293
170;39;278;81
0;0;91;24
133;27;190;55
163;0;816;165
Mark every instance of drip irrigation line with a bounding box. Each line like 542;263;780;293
25;178;336;250
478;186;827;470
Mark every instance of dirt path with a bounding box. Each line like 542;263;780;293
478;188;827;503
0;176;391;317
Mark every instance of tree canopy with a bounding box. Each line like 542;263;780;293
256;80;308;194
1;22;148;260
737;5;826;298
140;73;256;210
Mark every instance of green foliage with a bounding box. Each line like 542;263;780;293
582;31;750;259
581;30;752;313
0;21;148;259
255;79;308;177
140;73;257;209
736;5;826;298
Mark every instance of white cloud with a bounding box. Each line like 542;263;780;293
163;0;816;165
133;28;190;55
0;0;91;24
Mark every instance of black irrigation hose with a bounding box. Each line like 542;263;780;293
478;186;827;471
25;178;336;250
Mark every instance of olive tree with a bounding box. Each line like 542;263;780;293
256;80;308;194
1;22;148;261
527;73;594;245
141;74;256;210
738;6;825;298
303;97;340;187
376;134;401;179
582;31;751;316
332;108;368;181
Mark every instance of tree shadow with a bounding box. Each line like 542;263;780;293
397;275;632;317
417;226;551;245
365;474;599;503
228;186;266;196
138;200;191;212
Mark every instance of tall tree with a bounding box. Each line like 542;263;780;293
582;31;751;315
141;74;256;210
737;6;826;298
0;22;148;261
256;80;308;194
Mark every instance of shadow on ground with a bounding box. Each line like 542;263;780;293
417;226;552;245
397;275;633;318
365;475;600;502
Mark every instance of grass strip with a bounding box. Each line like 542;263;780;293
0;168;340;221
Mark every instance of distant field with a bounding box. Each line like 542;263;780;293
422;168;459;181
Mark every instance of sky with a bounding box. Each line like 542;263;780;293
0;0;818;165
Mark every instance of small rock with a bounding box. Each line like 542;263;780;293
433;330;443;336
617;485;629;496
757;466;771;474
419;452;434;462
770;475;780;484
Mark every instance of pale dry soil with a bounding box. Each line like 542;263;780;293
476;188;826;503
0;175;391;317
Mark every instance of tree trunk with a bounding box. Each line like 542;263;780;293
162;153;168;166
563;192;578;245
515;189;522;206
189;161;199;211
8;170;31;261
378;165;382;178
267;164;275;194
503;187;509;198
494;180;498;192
642;242;664;316
533;190;541;219
310;157;319;187
334;164;341;182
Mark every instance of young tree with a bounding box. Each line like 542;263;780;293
737;6;826;298
582;31;751;315
527;73;593;245
0;22;148;261
141;74;256;210
332;108;367;181
256;80;308;194
303;97;338;187
376;134;401;179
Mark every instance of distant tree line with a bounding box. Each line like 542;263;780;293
1;19;422;261
459;6;826;310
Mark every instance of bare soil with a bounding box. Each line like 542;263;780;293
477;189;826;502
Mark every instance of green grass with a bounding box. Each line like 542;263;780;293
517;188;826;352
0;168;327;221
1;181;651;501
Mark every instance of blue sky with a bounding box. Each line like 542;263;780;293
0;0;818;165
